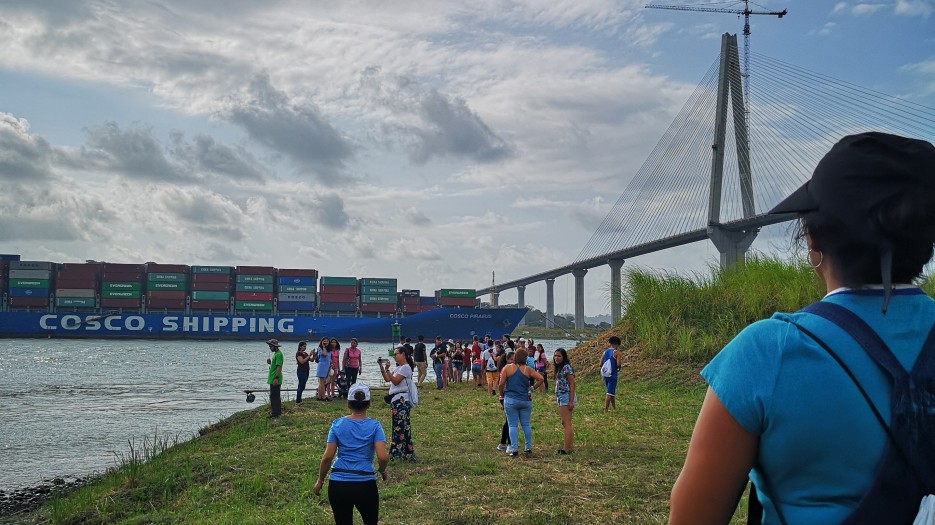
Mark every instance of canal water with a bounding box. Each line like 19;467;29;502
0;338;574;489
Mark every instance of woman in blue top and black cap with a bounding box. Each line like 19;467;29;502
314;382;389;525
670;132;935;524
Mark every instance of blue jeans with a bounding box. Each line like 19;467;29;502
503;397;533;452
433;362;444;389
296;369;309;403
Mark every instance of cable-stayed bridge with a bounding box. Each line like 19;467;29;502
477;33;935;329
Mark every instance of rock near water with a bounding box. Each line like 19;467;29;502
0;476;94;517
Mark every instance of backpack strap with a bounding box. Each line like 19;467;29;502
790;301;933;489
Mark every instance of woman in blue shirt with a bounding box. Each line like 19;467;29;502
314;382;389;525
314;336;331;401
670;132;935;524
498;348;544;457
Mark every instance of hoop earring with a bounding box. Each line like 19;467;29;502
809;249;824;269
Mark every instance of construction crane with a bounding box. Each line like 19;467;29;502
645;1;786;105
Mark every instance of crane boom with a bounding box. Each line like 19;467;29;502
645;4;787;17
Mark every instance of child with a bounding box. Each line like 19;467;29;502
335;371;350;399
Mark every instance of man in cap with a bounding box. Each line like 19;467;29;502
267;339;284;418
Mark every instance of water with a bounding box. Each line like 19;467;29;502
0;338;574;489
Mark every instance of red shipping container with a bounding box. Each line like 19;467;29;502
360;303;396;313
147;290;185;300
277;268;318;277
146;264;189;273
439;297;477;307
234;292;273;301
102;263;144;272
401;297;420;306
191;300;230;309
191;282;231;292
61;262;103;270
402;304;422;313
9;297;50;307
55;278;99;289
191;273;231;283
146;299;186;309
320;284;356;295
57;269;101;280
102;272;142;282
235;266;275;275
100;298;141;308
319;293;357;303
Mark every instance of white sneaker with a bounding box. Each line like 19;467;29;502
496;444;507;451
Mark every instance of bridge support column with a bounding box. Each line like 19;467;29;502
491;291;500;307
545;278;555;329
516;286;526;326
572;269;587;330
708;226;758;269
608;259;624;325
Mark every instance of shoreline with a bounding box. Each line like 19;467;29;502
0;475;98;518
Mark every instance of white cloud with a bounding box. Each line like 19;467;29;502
851;3;887;15
895;0;934;16
809;22;838;36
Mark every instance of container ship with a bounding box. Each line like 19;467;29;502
0;256;526;341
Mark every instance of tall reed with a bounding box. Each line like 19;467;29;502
621;255;824;362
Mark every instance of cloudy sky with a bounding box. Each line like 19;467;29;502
1;0;932;316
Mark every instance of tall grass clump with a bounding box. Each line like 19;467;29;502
622;254;823;363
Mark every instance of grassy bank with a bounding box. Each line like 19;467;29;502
32;373;710;525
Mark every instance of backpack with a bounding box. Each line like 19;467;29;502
407;375;419;407
770;301;935;525
600;353;614;378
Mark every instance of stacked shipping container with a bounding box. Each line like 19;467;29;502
10;261;55;309
55;262;101;310
101;263;144;310
277;268;318;313
359;278;397;314
190;266;232;312
399;289;421;314
235;266;275;313
146;264;188;311
436;289;477;308
319;276;357;313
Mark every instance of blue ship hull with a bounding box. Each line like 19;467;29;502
0;308;528;342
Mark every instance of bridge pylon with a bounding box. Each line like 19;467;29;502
708;33;757;268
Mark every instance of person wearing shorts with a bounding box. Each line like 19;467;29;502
601;336;622;412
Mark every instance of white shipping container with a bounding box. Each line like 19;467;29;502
55;289;96;298
9;261;54;271
9;269;52;279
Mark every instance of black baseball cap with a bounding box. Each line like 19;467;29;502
770;131;935;313
769;132;935;230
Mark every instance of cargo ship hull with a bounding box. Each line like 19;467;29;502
0;308;527;341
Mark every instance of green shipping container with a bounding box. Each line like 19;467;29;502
191;266;232;274
103;281;141;291
9;278;49;288
102;290;141;299
360;294;396;304
236;283;274;292
321;276;357;286
147;281;186;291
279;285;314;293
439;289;476;298
192;291;230;301
358;278;397;287
147;272;187;282
56;297;95;307
235;300;272;311
235;274;274;284
360;285;396;295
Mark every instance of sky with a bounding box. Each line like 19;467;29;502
0;0;933;317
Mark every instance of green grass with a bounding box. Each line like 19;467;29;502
31;373;718;525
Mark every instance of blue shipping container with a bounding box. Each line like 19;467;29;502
319;302;357;312
0;254;21;262
419;296;438;305
8;287;50;297
278;276;316;286
277;301;316;311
